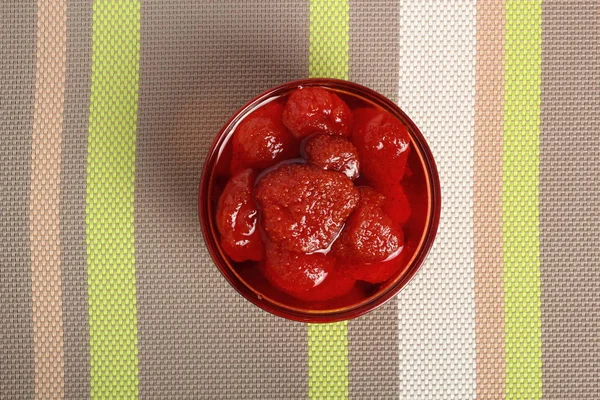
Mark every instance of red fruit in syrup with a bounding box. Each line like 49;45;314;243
380;184;412;226
282;87;353;139
303;133;360;180
216;169;264;262
291;269;356;303
262;245;335;295
231;102;298;173
346;258;404;284
352;108;410;184
332;187;404;264
255;164;360;253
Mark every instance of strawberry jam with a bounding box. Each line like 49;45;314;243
208;83;432;313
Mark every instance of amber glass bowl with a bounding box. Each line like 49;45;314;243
199;79;440;323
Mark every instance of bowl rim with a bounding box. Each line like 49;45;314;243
199;78;441;323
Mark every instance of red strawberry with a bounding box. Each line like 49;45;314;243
291;269;356;302
255;164;360;253
231;102;298;173
262;245;335;295
345;257;404;284
216;169;264;262
282;87;353;139
352;108;410;185
332;187;404;264
380;184;412;226
303;134;360;180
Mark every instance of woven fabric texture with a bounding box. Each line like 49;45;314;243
1;1;598;399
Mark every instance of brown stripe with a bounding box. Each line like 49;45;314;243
135;2;309;398
474;0;506;397
0;1;37;398
349;0;400;101
348;1;401;398
29;0;67;398
61;0;92;397
541;1;600;398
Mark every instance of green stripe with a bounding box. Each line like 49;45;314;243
503;1;543;399
308;1;350;399
309;0;349;79
308;323;349;399
86;1;141;398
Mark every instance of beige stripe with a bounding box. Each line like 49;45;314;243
474;0;505;398
348;1;400;398
61;0;92;396
541;1;600;398
1;2;37;397
135;2;309;398
30;0;67;398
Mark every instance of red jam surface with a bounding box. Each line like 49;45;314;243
212;86;429;311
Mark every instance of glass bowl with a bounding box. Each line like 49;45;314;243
199;78;440;323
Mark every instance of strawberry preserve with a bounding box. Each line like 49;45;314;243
200;79;440;322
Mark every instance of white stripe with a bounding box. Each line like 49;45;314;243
397;2;477;399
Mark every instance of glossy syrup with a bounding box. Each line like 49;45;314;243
210;89;430;311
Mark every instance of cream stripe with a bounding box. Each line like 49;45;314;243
30;0;67;398
474;0;505;398
397;1;477;398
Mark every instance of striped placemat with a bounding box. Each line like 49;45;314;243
1;1;598;399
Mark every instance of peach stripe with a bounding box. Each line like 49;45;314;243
474;0;505;398
30;0;67;398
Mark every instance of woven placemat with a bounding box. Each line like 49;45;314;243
1;1;598;399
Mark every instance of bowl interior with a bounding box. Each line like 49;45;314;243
199;78;440;323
